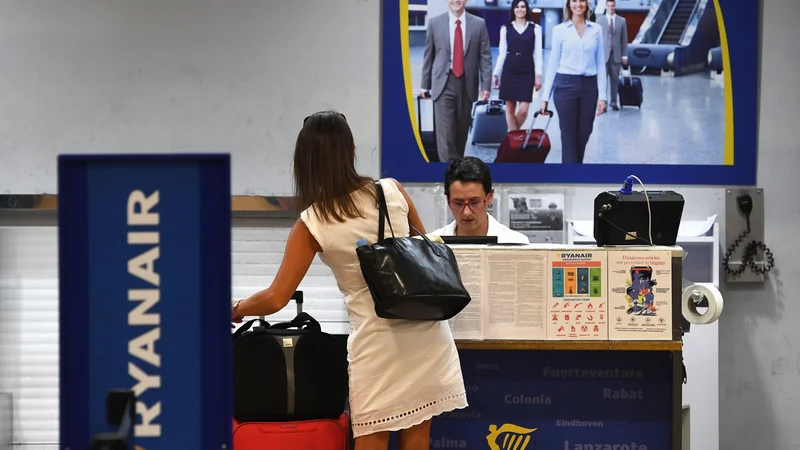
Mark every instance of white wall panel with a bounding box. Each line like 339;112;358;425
0;224;348;447
0;227;60;448
231;227;350;333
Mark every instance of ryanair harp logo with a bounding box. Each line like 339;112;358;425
486;423;537;450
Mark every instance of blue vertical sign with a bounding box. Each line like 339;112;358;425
58;154;232;450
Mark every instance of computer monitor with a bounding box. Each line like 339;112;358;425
440;235;498;245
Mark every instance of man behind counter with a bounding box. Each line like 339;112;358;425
433;157;530;244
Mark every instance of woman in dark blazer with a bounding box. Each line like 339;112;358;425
493;0;543;132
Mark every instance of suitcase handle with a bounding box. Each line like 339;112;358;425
471;98;503;118
233;311;320;341
232;318;270;340
523;110;554;149
257;290;303;321
269;312;322;332
233;291;305;339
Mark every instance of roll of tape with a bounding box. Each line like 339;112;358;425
681;283;724;324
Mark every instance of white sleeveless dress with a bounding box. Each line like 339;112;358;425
299;178;468;438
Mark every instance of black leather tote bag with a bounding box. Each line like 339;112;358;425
355;180;471;321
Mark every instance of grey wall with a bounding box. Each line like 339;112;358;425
714;2;800;448
0;0;380;195
0;0;797;448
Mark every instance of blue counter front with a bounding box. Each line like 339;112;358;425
383;343;680;450
427;348;672;450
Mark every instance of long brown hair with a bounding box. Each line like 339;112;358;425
293;110;375;224
563;0;591;21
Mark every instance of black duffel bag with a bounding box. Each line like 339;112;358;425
232;291;348;422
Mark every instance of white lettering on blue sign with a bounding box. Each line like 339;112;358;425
602;388;645;400
430;437;467;448
126;190;162;438
503;394;552;406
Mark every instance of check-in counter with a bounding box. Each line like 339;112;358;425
410;244;684;450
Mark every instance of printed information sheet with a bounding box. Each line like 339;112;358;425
447;247;547;340
448;247;486;340
484;249;547;340
607;251;673;340
546;250;608;340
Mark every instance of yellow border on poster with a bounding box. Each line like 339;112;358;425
400;0;430;162
713;0;734;165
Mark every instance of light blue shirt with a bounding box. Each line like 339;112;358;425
540;20;608;103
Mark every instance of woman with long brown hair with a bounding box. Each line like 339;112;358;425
493;0;544;132
231;111;468;450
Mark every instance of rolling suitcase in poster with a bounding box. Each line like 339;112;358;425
232;412;351;450
617;66;643;109
416;94;439;162
470;99;509;146
494;109;553;163
232;290;348;423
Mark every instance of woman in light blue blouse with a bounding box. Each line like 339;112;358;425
540;0;608;164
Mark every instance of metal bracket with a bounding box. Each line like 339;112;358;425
89;389;136;450
724;188;766;283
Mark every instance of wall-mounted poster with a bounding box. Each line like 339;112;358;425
381;0;759;186
546;250;609;340
607;250;674;341
506;193;565;243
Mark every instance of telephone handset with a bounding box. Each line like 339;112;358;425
722;194;775;276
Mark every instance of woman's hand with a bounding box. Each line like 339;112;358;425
534;74;542;91
231;300;244;328
596;100;607;116
540;101;549;115
493;75;499;88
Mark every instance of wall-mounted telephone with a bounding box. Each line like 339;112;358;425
722;191;774;282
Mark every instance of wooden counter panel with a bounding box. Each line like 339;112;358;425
455;339;682;351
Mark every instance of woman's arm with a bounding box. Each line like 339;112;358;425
534;24;544;77
387;177;426;236
595;27;608;104
540;26;562;111
493;25;508;80
233;218;321;318
594;26;608;115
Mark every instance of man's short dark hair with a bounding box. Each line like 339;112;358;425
443;157;493;197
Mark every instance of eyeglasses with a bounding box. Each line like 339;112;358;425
304;112;347;125
448;196;489;211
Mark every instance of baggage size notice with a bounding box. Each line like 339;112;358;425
546;251;608;340
607;251;673;341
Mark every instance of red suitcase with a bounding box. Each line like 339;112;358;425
233;412;351;450
494;109;553;163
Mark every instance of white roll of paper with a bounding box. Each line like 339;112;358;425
681;283;724;324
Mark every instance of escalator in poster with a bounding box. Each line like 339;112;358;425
626;0;721;76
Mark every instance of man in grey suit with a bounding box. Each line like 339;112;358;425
420;0;492;163
597;0;628;111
